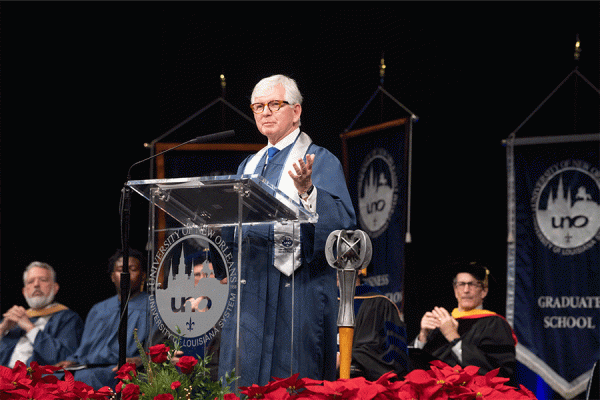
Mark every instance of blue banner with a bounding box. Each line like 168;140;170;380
506;135;600;398
343;119;410;314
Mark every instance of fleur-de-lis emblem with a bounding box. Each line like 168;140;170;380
186;317;195;332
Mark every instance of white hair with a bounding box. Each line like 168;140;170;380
23;261;56;285
251;74;303;106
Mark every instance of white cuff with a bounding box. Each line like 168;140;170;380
451;339;463;362
299;186;317;212
413;337;426;349
25;326;41;343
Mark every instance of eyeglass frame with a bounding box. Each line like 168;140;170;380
453;280;484;290
250;100;291;114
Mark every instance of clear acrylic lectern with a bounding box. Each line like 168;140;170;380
126;174;317;389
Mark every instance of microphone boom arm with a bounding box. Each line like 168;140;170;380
126;129;235;181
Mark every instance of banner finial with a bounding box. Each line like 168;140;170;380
574;34;581;61
379;54;386;85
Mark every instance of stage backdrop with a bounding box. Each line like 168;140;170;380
340;118;411;315
506;134;600;399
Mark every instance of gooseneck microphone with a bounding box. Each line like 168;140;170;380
126;129;235;181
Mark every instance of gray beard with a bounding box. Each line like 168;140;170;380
25;292;55;309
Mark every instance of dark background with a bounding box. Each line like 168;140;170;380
1;2;598;395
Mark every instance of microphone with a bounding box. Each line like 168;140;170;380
126;129;235;181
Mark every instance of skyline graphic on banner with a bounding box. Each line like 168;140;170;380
508;142;600;399
358;148;399;239
534;166;600;253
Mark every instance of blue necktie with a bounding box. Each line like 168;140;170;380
261;147;280;175
267;147;280;161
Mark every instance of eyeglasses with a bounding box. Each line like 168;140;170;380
453;281;483;289
250;100;291;114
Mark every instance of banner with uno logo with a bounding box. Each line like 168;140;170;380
341;118;410;314
506;134;600;398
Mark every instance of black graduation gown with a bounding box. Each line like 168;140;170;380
348;285;410;381
422;314;516;382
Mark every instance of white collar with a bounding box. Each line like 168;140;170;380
269;128;300;151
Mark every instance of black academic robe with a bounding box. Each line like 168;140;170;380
422;312;516;382
349;285;409;381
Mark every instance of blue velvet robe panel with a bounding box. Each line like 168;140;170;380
70;293;150;390
0;309;83;367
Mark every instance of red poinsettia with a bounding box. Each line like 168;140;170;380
460;368;522;399
343;377;387;400
304;378;360;399
470;368;511;391
239;382;273;399
0;361;33;392
0;360;112;400
73;380;107;400
15;382;56;400
402;361;473;399
148;344;170;364
430;360;480;387
267;373;307;395
27;361;61;384
403;368;444;399
395;380;421;400
518;384;538;399
52;369;77;398
266;387;293;399
0;357;539;400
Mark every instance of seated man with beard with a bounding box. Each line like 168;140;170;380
0;261;84;367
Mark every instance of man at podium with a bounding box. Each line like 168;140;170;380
218;74;356;387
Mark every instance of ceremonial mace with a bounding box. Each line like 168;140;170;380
325;230;372;379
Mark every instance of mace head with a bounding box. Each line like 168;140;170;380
325;230;372;271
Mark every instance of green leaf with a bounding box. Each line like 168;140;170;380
134;328;150;372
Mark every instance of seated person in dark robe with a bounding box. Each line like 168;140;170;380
412;261;517;384
338;271;409;381
0;261;83;367
55;249;150;390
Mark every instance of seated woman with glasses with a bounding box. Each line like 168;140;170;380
412;261;517;383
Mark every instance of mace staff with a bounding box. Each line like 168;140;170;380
325;230;372;379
